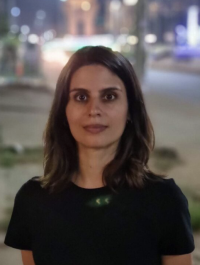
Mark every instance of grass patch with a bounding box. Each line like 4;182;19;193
188;198;200;232
0;146;43;167
151;146;184;171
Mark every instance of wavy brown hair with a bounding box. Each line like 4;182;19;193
38;46;167;194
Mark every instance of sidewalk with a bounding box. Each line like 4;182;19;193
147;57;200;76
0;76;49;92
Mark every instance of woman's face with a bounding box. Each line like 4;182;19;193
65;64;129;150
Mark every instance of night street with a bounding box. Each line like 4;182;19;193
1;0;200;264
145;69;200;104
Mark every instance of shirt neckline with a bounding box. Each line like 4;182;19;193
70;181;108;191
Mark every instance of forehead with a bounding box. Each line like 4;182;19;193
69;64;125;90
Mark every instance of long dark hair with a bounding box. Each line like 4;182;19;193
38;45;167;194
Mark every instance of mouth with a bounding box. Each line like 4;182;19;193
83;125;108;134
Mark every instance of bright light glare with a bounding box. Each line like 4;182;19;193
81;1;91;11
42;50;69;66
123;0;138;6
28;34;39;44
21;25;30;35
11;7;21;17
117;34;127;45
187;6;199;46
145;34;157;44
110;0;121;11
112;44;121;52
127;35;138;45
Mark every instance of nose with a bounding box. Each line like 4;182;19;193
87;97;102;117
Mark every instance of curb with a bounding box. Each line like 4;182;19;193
147;59;200;76
0;77;53;94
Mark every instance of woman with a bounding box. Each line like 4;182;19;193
4;46;195;265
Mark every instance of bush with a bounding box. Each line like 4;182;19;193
188;198;200;232
0;146;43;167
150;146;183;171
0;151;15;168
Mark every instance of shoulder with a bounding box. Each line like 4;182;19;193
15;176;44;202
148;178;190;224
17;176;42;192
144;177;188;209
146;177;186;197
157;178;188;207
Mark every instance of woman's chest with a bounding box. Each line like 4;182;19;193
29;196;161;265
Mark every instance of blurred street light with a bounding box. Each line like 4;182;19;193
110;0;121;11
187;6;199;47
28;34;39;44
145;34;157;44
42;50;69;66
36;10;46;20
11;7;21;17
81;1;91;11
10;7;21;17
127;35;138;45
176;25;187;37
123;0;138;6
43;30;56;41
163;32;174;43
21;25;30;35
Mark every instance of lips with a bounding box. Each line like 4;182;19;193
84;125;107;129
83;125;107;133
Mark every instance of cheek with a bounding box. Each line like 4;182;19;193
109;104;128;121
65;105;82;127
65;105;74;125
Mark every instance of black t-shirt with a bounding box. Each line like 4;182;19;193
4;176;195;265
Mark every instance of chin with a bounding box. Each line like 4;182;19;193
77;137;120;150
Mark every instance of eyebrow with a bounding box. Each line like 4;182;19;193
69;87;122;93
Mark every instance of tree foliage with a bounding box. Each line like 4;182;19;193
0;14;9;37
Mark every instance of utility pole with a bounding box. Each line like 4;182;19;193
131;0;147;82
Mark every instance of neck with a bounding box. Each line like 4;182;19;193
73;144;117;188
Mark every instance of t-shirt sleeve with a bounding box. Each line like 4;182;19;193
4;181;32;250
159;178;195;255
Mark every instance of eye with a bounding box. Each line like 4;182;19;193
74;92;117;102
75;94;87;101
103;93;117;101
